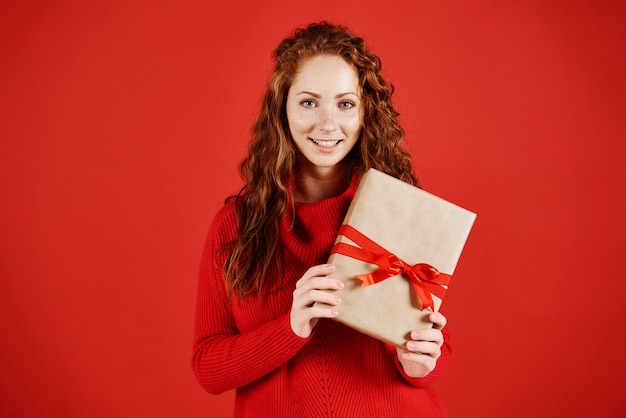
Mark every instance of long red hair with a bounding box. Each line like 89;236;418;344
222;21;419;298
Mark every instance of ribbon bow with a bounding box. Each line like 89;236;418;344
330;224;450;311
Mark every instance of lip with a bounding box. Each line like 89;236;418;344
309;138;342;150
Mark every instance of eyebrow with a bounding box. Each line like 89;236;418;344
295;91;360;98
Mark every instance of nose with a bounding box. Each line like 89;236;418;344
317;106;338;133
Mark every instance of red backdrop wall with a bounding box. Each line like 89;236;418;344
1;1;625;417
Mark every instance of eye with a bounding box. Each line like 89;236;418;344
300;100;316;108
339;101;356;109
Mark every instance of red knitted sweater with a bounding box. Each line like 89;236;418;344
192;178;451;417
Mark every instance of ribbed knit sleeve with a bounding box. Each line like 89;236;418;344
191;203;311;394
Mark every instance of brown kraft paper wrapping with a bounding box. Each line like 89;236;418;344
317;168;477;348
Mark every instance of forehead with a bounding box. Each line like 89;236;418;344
291;55;360;90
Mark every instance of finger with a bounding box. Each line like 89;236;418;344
401;352;437;373
429;311;447;330
305;276;344;291
293;300;339;321
406;341;441;358
294;277;344;302
295;264;335;288
307;289;342;306
410;328;443;345
308;304;339;319
294;288;342;310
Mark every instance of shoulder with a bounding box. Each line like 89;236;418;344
211;199;237;226
198;199;239;270
207;199;238;242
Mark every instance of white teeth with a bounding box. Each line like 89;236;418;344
312;139;340;147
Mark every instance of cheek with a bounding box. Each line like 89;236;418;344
288;112;314;135
348;116;363;137
285;101;301;133
285;109;298;134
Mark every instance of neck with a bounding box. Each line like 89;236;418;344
293;164;351;203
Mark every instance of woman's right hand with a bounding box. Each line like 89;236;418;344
290;264;344;338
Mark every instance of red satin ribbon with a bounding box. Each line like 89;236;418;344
330;224;451;311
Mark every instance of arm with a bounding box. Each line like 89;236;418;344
190;206;310;394
190;206;343;394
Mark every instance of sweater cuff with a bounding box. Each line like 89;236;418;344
273;313;314;356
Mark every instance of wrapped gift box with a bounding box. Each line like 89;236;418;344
318;168;477;348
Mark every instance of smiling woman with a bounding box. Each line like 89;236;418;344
191;21;449;417
1;1;625;417
286;54;363;202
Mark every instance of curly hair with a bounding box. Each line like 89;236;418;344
222;21;419;299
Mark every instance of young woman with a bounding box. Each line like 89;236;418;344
192;22;451;417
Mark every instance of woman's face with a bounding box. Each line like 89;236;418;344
286;54;362;174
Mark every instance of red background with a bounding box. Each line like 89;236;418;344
1;1;625;417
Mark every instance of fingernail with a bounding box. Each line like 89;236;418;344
336;280;344;289
334;296;342;304
327;264;335;271
407;342;416;350
331;309;339;316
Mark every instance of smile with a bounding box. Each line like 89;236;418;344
311;139;341;148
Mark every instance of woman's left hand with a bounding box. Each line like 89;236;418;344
396;311;447;378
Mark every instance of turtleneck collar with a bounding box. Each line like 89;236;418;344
280;172;358;267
